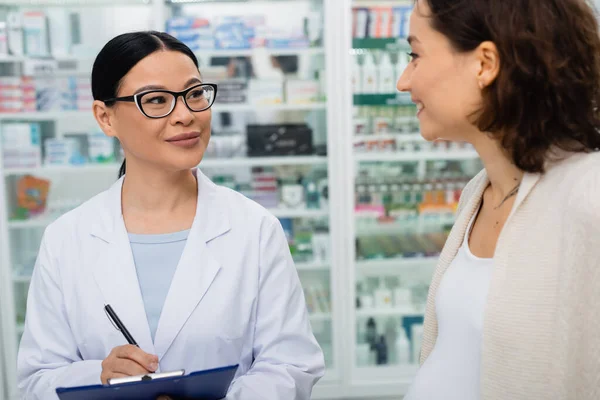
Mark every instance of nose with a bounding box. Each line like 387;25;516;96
169;96;194;125
396;67;411;93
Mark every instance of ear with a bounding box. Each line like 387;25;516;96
93;100;118;138
475;41;500;88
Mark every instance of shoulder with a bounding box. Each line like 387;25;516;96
546;151;600;224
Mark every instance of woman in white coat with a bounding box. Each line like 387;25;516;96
17;31;325;400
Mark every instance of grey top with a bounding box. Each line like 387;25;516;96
128;229;190;342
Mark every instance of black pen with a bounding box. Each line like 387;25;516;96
104;304;139;347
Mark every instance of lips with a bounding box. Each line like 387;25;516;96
166;132;201;142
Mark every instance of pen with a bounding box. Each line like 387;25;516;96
104;304;139;347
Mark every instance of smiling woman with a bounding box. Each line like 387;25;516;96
16;31;325;400
397;0;600;400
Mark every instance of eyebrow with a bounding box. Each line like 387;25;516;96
133;77;203;95
407;35;419;45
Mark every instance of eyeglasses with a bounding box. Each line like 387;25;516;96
103;83;218;119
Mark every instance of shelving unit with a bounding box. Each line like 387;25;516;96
0;0;482;399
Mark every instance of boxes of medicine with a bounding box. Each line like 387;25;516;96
246;124;313;157
2;123;42;168
248;79;283;105
23;11;50;57
285;80;320;104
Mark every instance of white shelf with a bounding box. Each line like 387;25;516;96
356;257;438;276
196;47;324;59
16;324;24;335
309;312;332;321
0;110;92;120
7;218;53;229
0;0;151;6
356;307;422;318
3;156;327;176
4;163;119;176
213;102;327;112
0;102;327;120
7;205;329;230
269;208;328;219
355;150;480;163
201;155;327;168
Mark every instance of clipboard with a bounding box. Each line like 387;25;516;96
55;364;238;400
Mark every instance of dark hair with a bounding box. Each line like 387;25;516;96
420;0;600;173
91;31;199;178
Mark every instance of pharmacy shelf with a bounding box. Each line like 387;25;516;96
356;257;439;276
354;365;418;382
0;102;327;120
201;155;328;168
7;205;329;230
0;54;95;63
3;156;327;176
355;306;422;318
213;102;327;112
4;163;119;176
196;47;324;59
0;110;92;121
309;312;332;322
354;150;480;163
269;208;328;219
0;0;151;6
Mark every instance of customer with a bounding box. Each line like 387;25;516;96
397;0;600;399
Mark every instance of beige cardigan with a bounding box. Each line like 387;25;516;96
419;151;600;400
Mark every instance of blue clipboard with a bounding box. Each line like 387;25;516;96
55;364;238;400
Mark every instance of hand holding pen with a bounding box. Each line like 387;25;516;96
100;304;159;385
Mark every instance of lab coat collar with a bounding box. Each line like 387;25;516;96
90;168;230;243
89;168;230;359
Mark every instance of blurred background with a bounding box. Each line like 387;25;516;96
0;0;493;399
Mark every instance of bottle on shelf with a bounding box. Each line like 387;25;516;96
378;52;396;94
395;323;410;365
362;53;378;94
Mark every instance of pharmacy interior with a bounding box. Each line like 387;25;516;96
0;0;482;399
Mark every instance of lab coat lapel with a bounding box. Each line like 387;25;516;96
153;169;230;361
89;178;156;356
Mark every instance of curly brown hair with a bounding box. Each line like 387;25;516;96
420;0;600;173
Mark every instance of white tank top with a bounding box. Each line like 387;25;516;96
404;206;493;400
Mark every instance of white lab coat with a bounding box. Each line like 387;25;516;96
17;168;325;400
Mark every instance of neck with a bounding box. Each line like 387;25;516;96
472;134;524;201
121;159;198;213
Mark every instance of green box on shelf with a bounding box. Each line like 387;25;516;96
353;93;413;106
352;38;410;52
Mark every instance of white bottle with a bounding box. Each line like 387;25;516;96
362;53;378;94
352;55;363;94
378;52;396;94
395;324;410;365
411;323;424;364
374;277;393;308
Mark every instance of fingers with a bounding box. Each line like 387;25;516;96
114;345;159;372
110;358;150;376
101;345;159;385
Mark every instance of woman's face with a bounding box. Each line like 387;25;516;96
96;50;211;172
396;0;484;143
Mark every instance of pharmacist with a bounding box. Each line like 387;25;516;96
17;31;324;400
